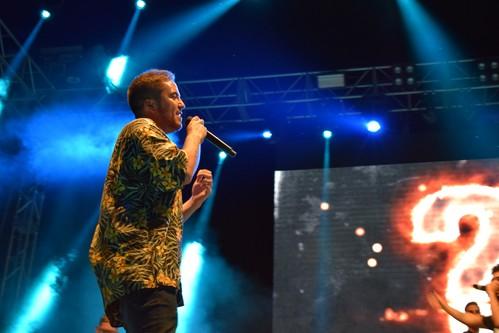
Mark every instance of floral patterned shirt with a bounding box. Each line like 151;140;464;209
89;118;187;327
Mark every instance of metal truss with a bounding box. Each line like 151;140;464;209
0;185;45;311
177;58;499;124
1;17;497;125
0;19;55;107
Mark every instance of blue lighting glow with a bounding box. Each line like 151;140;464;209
262;130;272;139
8;262;63;333
0;78;9;116
366;120;381;133
322;130;333;139
40;10;51;20
218;151;227;160
396;0;458;62
3;104;141;185
0;78;9;98
133;0;239;66
136;0;146;9
105;55;129;89
178;242;205;333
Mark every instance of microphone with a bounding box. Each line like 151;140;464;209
473;284;487;291
185;116;237;157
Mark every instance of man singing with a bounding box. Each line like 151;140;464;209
89;69;212;333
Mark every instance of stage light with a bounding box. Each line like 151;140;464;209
478;62;486;71
262;130;272;139
218;151;227;160
320;202;330;211
492;73;499;82
178;241;205;332
479;74;487;82
366;120;381;133
9;262;62;333
418;184;427;192
0;78;9;98
105;55;128;89
322;130;332;139
40;10;51;20
136;0;146;10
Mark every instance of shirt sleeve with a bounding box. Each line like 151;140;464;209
124;118;188;192
483;315;495;330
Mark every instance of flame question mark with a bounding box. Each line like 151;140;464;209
411;184;499;332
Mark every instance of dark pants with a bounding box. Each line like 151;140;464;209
119;287;178;333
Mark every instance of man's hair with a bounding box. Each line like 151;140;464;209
127;69;175;117
464;301;479;312
492;264;499;274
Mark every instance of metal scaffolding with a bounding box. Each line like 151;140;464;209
0;19;55;108
177;58;499;124
0;185;45;310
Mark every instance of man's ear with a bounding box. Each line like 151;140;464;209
143;98;158;112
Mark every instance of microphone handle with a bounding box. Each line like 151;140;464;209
206;131;237;157
473;284;487;291
185;116;237;157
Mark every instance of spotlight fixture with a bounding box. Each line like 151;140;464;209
218;151;227;160
40;9;51;19
136;0;146;10
322;130;333;139
105;55;129;90
366;120;381;133
262;130;272;139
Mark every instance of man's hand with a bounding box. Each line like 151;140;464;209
486;279;499;297
426;290;446;311
191;169;213;204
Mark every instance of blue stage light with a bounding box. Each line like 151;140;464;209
262;130;272;139
366;120;381;133
136;0;146;10
40;10;51;20
322;130;333;139
178;241;205;333
218;151;227;160
105;55;129;89
0;78;9;98
9;262;62;333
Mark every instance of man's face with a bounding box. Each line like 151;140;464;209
491;271;499;299
465;303;480;314
149;80;185;133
